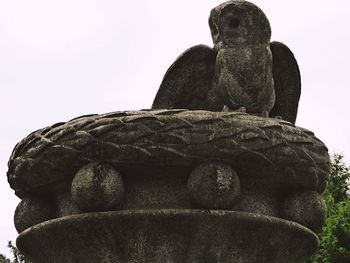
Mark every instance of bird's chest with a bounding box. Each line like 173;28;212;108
214;47;272;90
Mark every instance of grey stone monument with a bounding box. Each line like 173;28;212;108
7;1;329;262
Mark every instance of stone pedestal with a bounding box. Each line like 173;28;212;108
17;210;318;263
7;110;329;262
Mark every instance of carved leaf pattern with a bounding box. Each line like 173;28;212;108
7;110;330;197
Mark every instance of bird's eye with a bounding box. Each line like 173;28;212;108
229;18;240;28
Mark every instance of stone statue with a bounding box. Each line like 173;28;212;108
153;0;301;124
6;1;330;263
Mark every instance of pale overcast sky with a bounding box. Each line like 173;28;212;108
1;0;349;256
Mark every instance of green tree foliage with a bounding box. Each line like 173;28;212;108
0;254;11;263
326;154;350;203
0;242;31;263
311;154;350;263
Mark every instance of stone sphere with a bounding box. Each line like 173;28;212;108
71;163;125;212
281;191;327;233
187;162;240;209
14;196;55;233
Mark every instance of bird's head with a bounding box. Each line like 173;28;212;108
209;0;271;50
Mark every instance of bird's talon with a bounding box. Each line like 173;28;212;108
222;105;231;112
221;106;247;113
237;107;246;113
254;111;269;118
261;111;269;118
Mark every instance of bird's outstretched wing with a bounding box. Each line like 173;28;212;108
152;45;221;111
270;41;301;124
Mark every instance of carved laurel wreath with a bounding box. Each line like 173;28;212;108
7;110;329;197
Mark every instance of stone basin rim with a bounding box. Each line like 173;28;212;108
17;209;318;237
16;209;320;263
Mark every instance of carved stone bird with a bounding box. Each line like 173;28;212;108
152;0;301;124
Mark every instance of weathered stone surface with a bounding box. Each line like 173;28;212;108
281;191;327;233
188;162;240;209
237;189;278;217
14;196;55;233
17;210;319;263
7;110;329;199
55;191;81;217
7;110;329;234
71;162;125;212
